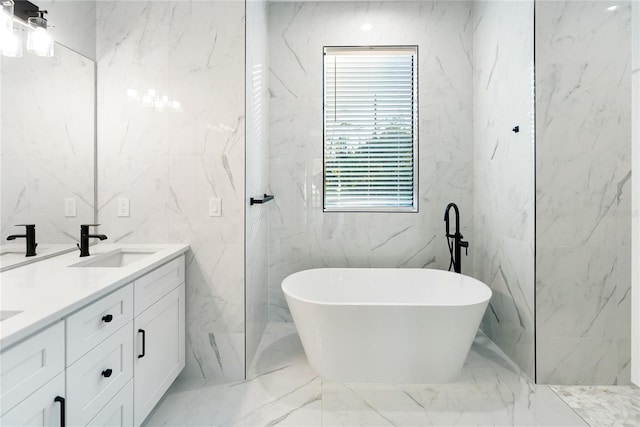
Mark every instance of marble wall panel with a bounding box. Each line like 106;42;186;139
472;0;535;380
535;1;632;385
268;1;474;321
1;44;95;244
632;0;640;387
97;0;246;381
246;0;270;371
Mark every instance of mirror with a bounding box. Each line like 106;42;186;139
1;42;95;270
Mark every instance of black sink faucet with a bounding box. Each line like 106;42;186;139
444;203;469;274
78;224;108;257
6;224;38;257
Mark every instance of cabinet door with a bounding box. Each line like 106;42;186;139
0;321;64;416
0;373;65;427
133;284;185;427
87;380;133;427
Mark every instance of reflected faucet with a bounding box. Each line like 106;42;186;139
78;224;108;257
6;224;38;257
444;203;468;274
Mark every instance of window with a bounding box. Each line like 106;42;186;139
323;46;418;212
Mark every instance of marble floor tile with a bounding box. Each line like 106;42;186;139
551;385;640;427
144;322;592;427
142;378;230;426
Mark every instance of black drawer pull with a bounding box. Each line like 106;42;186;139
54;396;65;427
138;329;146;358
101;369;113;378
101;314;113;323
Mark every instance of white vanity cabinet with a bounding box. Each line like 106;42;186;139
0;252;186;427
133;256;185;427
65;283;134;426
0;373;65;427
0;322;65;426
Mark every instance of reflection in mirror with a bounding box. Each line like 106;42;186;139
1;42;95;269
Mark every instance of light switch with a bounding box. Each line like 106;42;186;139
209;198;221;217
118;198;130;217
64;198;77;217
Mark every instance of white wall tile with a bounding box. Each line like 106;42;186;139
535;0;632;385
1;44;95;245
472;0;535;380
246;0;271;371
268;1;474;321
631;0;640;387
97;0;246;381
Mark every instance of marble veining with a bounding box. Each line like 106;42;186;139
1;43;95;245
535;0;632;385
472;0;535;380
552;385;640;427
96;0;246;381
246;0;271;372
142;322;588;427
268;1;474;321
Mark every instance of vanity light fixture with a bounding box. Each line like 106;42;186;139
26;10;53;57
1;0;23;57
1;0;54;58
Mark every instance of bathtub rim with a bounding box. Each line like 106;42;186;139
281;267;492;307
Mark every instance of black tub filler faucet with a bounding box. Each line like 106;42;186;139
444;203;468;274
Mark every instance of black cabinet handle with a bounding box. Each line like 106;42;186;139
138;329;146;358
250;194;275;206
54;396;65;427
101;314;113;323
101;369;113;378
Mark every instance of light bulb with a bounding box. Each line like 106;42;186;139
1;1;21;58
27;25;54;57
1;4;12;37
2;30;22;57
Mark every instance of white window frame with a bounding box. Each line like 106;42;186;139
323;45;419;213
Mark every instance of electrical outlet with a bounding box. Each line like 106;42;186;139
118;197;130;217
209;197;221;217
64;198;77;217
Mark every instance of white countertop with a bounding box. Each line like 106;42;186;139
0;244;77;272
0;243;189;350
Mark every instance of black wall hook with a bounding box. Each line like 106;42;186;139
512;125;520;133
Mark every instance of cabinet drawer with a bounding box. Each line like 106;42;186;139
87;380;133;427
134;255;184;315
0;321;64;416
67;322;133;426
66;284;134;365
0;372;65;427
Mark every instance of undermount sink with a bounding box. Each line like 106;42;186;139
70;249;158;268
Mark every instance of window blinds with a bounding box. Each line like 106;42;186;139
323;46;418;212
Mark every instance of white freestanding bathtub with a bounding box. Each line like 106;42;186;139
282;268;492;383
